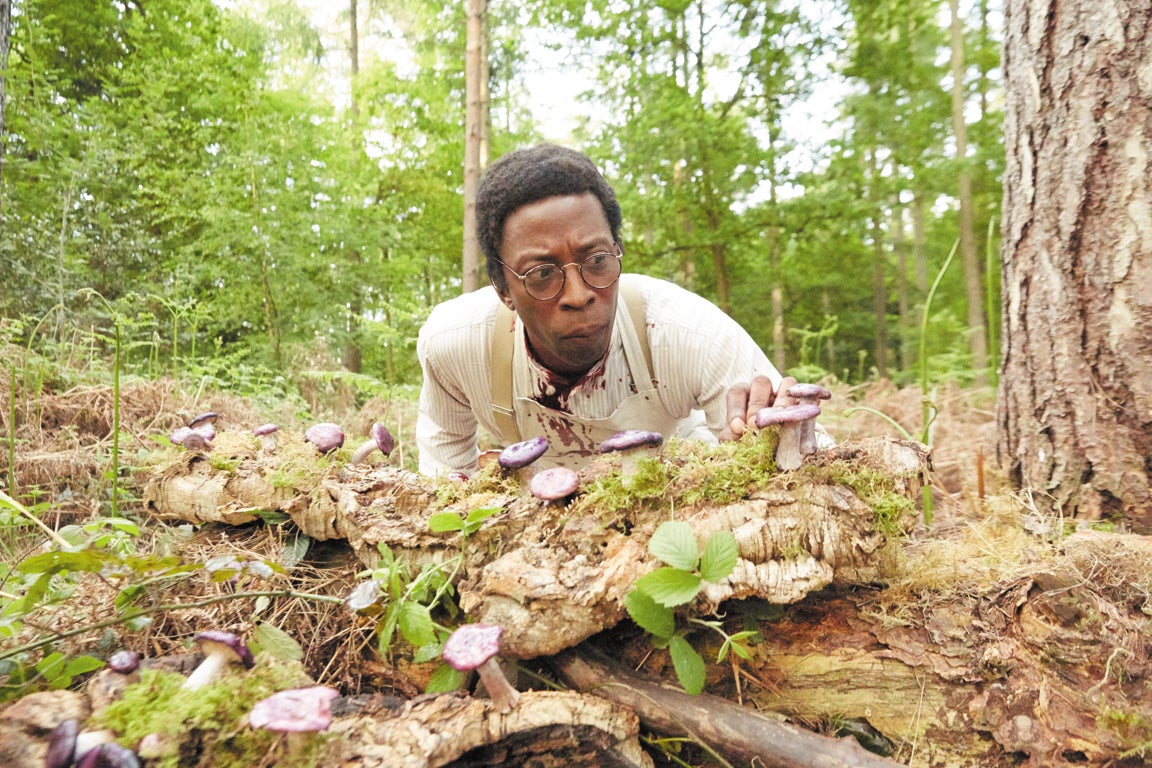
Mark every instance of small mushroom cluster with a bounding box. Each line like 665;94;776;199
169;412;218;452
754;383;832;470
494;437;582;502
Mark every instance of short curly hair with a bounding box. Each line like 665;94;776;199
476;144;623;293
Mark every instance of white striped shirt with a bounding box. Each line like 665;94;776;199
415;273;782;475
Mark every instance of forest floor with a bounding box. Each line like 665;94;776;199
2;357;1150;768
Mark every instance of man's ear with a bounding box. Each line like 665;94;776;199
497;290;515;311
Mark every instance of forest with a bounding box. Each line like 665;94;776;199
2;0;1151;767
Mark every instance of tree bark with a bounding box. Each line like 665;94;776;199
461;0;486;293
0;0;10;199
553;647;903;768
998;0;1152;528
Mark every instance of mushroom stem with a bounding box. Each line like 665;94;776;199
183;651;228;690
775;425;803;471
475;657;520;712
349;439;380;464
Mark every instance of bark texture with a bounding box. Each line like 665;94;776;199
999;0;1152;527
142;434;929;659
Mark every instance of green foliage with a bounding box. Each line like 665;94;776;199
94;661;317;768
625;520;748;695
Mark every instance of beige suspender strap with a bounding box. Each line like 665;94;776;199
489;276;652;445
619;276;653;384
491;302;519;444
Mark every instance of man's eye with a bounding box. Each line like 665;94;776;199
585;252;610;267
528;265;558;282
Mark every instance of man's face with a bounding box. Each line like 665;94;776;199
497;192;619;378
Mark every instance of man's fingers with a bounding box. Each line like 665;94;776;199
770;376;799;408
724;383;751;440
746;375;776;417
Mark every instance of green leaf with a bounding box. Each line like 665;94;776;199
634;567;702;607
252;622;304;661
699;530;739;582
412;642;444;665
428;513;465;533
668;635;706;695
625;588;676;639
647;521;699;571
18;550;109;575
64;655;106;676
425;662;465;694
281;534;311;569
398;602;436;647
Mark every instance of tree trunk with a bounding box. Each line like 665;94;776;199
868;149;888;379
343;0;363;373
949;0;989;386
461;0;486;293
998;0;1152;528
0;0;10;200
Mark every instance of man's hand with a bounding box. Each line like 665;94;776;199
719;374;798;441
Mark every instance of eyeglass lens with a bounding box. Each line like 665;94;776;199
522;252;621;300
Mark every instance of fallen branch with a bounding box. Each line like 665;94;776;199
552;645;903;768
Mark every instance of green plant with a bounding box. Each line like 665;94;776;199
624;521;755;695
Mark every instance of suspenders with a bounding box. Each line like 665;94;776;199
489;275;652;444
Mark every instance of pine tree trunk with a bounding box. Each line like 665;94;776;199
999;0;1152;528
0;0;10;198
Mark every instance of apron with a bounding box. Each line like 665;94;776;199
509;298;711;470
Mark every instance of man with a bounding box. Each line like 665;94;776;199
416;143;798;476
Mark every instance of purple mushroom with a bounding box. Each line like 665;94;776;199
249;685;339;731
600;430;664;487
107;650;140;674
442;624;519;713
253;423;280;452
528;466;580;501
497;437;549;473
169;426;213;452
786;384;832;454
187;412;219;429
349;422;395;465
304;423;345;454
182;630;255;690
754;404;822;471
45;719;116;768
75;743;140;768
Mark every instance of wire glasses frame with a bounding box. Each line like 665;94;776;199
495;245;623;301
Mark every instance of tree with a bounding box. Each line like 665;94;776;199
998;0;1152;528
0;0;10;196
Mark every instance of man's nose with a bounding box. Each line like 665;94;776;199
556;263;596;306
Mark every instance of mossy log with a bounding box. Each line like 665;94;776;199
141;436;929;659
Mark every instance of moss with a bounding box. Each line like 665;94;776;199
93;655;316;768
808;462;916;538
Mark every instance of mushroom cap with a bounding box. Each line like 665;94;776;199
188;412;219;428
76;742;140;768
108;650;140;674
497;436;550;470
754;403;822;429
370;422;395;455
252;423;280;437
194;630;255;669
599;430;664;453
304;423;345;453
45;718;79;768
169;426;213;451
787;384;832;401
249;686;339;733
442;624;504;672
528;466;580;500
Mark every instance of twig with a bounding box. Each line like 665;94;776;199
0;488;71;548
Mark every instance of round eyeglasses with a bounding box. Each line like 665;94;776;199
495;247;623;301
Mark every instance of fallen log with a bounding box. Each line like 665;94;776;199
329;690;653;768
141;435;930;658
552;645;902;768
